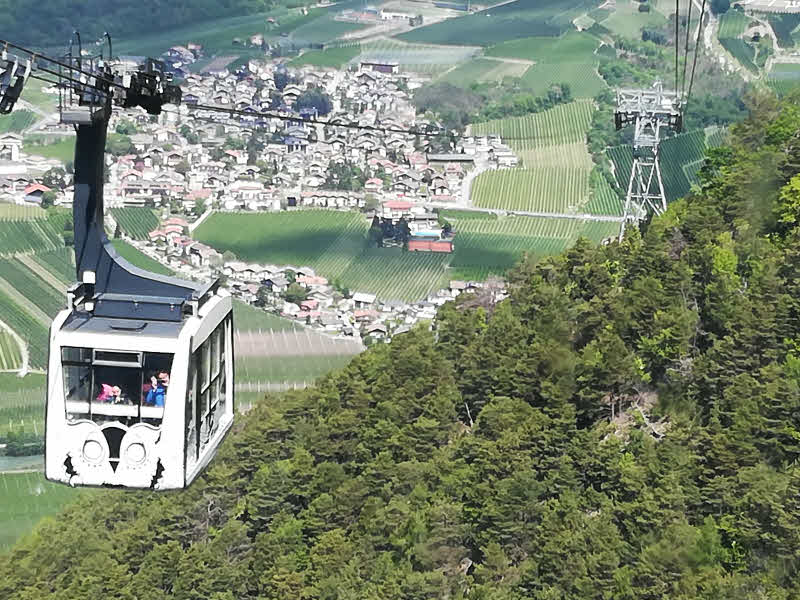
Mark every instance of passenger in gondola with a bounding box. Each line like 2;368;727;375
145;371;169;407
96;383;114;403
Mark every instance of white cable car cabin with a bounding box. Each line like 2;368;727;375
27;51;236;489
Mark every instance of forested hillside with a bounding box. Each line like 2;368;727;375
4;92;800;599
0;0;272;47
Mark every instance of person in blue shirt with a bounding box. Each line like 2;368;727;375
145;371;169;407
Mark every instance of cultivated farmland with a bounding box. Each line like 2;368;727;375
0;291;49;368
397;0;594;46
32;248;75;285
449;213;618;280
472;166;590;213
196;209;618;301
0;332;22;371
110;207;160;240
470;101;596;213
352;39;478;72
438;58;530;86
470;100;594;148
0;204;47;220
0;258;64;318
0;374;46;436
0;218;65;255
717;10;759;73
0;110;36;134
111;240;173;276
607;127;725;205
289;45;361;68
769;62;800;95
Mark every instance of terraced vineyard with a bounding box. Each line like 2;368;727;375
110;207;159;240
32;248;75;284
237;355;357;384
397;0;591;45
585;172;623;216
0;109;36;134
471;100;594;148
0;258;64;318
0;219;65;255
521;62;606;98
438;58;530;86
353;40;478;72
472;166;590;213
769;62;800;96
0;374;46;435
450;214;618;279
0;332;21;370
471;101;595;213
0;292;48;369
717;10;758;73
0;205;46;219
607;127;724;205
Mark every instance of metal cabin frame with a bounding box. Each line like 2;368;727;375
55;45;216;322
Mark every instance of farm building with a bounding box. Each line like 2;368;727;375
359;61;399;74
408;234;453;253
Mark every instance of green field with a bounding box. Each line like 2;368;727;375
482;31;606;98
354;39;478;71
0;332;22;371
32;249;75;285
768;62;800;96
237;354;356;384
0;110;36;134
398;0;593;45
0;292;48;369
110;207;160;240
197;208;621;299
717;9;750;39
449;213;619;279
290;14;367;44
585;172;623;216
110;240;173;276
0;373;46;436
0;218;66;255
471;100;594;147
471;101;595;213
0;472;83;552
599;0;667;38
0;258;63;318
0;205;47;220
486;30;598;62
473;166;591;213
607;127;723;205
438;58;530;86
289;45;361;68
22;137;75;163
233;299;299;332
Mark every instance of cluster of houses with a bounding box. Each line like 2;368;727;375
2;51;518;341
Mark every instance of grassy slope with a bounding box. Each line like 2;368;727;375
110;240;173;276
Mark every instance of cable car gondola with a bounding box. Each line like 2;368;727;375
0;40;235;489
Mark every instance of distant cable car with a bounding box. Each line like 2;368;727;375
0;40;237;489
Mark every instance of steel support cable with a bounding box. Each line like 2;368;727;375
1;39;129;93
675;0;680;93
681;0;694;97
684;0;708;119
169;106;551;143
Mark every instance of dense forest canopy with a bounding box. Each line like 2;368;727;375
0;0;273;47
4;92;800;598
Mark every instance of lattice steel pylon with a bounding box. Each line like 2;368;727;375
615;81;683;240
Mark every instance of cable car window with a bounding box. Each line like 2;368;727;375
186;354;198;467
211;329;220;379
62;347;173;423
201;340;210;390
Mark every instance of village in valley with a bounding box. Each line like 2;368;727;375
0;47;516;344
